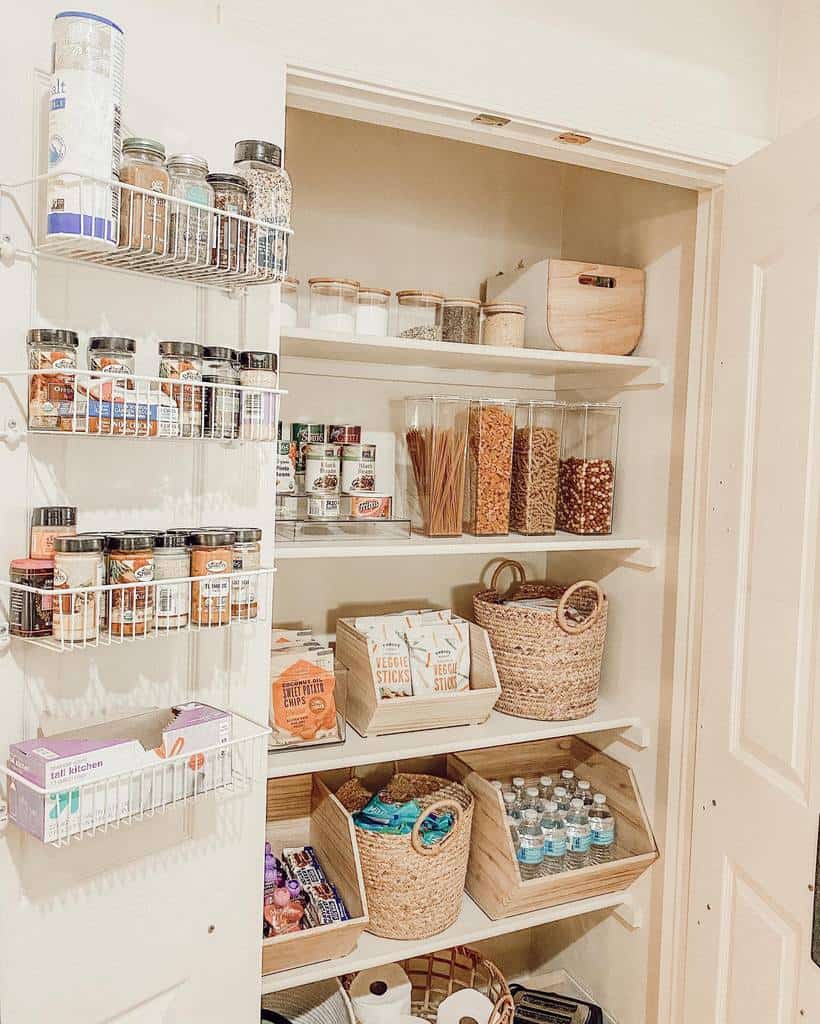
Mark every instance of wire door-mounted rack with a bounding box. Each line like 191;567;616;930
1;172;292;291
0;708;271;846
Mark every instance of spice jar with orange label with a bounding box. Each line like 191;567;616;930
159;341;204;438
30;506;77;559
190;530;235;626
107;534;155;637
27;329;79;431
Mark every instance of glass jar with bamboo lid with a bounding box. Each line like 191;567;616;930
404;396;470;537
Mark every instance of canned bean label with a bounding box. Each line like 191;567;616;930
305;443;341;495
307;496;340;519
276;440;297;494
341;443;376;494
328;424;361;444
292;423;326;471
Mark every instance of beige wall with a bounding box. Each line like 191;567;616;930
776;0;820;136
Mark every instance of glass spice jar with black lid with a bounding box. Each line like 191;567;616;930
239;350;278;441
207;173;249;272
202;345;240;439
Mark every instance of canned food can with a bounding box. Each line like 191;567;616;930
341;442;376;494
292;422;326;471
305;443;341;495
328;423;361;444
307;495;341;520
276;440;297;494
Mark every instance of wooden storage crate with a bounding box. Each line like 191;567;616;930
262;775;368;975
335;618;501;738
447;736;658;920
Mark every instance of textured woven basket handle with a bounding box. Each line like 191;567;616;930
489;559;528;597
557;580;605;635
410;799;464;857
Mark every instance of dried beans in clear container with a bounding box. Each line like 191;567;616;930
510;401;564;535
463;399;516;536
556;402;620;535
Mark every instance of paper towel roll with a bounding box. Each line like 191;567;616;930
436;988;495;1024
350;964;412;1024
399;1016;427;1024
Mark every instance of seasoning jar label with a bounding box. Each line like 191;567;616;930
160;356;203;437
53;555;104;643
231;547;261;618
28;349;76;429
109;554;155;635
191;546;232;625
156;578;190;624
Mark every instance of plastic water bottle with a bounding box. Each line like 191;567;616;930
502;789;521;824
564;798;592;870
589;793;616;864
552;785;570;819
576;779;593;806
516;808;545;879
505;813;520;851
524;785;542;817
512;776;526;802
560;769;576;798
540;800;567;875
538;775;553;802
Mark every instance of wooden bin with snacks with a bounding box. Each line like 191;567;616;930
335;617;501;737
447;736;658;920
262;774;369;975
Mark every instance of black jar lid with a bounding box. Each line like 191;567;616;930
203;346;238;362
206;173;248;191
89;336;136;353
158;341;204;358
188;530;236;547
239;350;277;373
31;506;77;527
27;329;79;348
154;532;189;548
233;527;262;543
234;140;282;168
109;533;155;551
53;535;104;553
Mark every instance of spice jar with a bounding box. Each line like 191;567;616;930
308;278;358;332
556;402;620;535
30;506;77;559
233;140;292;277
189;530;235;626
88;336;139;435
9;559;53;638
202;346;240;440
53;535;105;644
356;287;391;336
231;527;262;620
510;401;564;535
464;399;516;536
167;153;214;266
118;138;170;254
341;443;376;494
153;532;191;630
442;298;481;345
396;291;444;341
108;534;155;637
281;277;300;327
159;341;204;438
305;443;341;495
239;350;278;440
481;303;526;348
27;328;79;431
207;173;249;272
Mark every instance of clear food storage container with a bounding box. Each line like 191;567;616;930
281;276;300;327
396;290;444;341
356;287;391;336
442;298;481;345
405;396;470;537
464;398;516;536
556;402;620;535
308;278;359;332
510;401;565;535
481;303;526;348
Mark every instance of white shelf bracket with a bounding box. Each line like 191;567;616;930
613;894;643;930
618;722;651;750
0;417;24;448
622;544;659;570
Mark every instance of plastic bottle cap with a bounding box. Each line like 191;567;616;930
544;801;557;813
513;777;525;787
570;798;583;808
525;786;539;797
522;809;539;822
540;776;552;786
593;793;607;804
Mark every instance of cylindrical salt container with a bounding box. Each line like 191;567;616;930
47;11;125;250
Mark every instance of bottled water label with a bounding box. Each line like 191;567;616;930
517;846;543;865
592;825;615;846
567;833;592;853
544;836;567;857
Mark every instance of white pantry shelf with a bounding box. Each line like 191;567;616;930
260;890;629;993
267;697;647;778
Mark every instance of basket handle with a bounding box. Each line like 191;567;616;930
410;799;464;857
489;559;527;596
557;580;605;635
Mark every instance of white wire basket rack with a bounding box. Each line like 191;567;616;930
1;172;292;290
0;707;271;846
1;566;275;651
7;368;284;442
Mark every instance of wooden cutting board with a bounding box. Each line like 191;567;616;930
546;259;645;355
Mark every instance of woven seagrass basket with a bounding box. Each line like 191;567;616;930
472;559;608;721
336;772;473;941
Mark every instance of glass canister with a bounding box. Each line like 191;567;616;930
87;336;139;435
239;350;278;440
355;287;391;336
153;532;191;629
510;401;565;535
481;303;527;348
231;526;262;620
308;278;358;332
52;534;105;644
189;529;235;626
556;402;621;535
167;153;214;266
158;341;204;438
118;137;170;254
396;291;444;341
27;328;79;431
206;172;249;272
281;277;300;328
9;559;54;638
405;396;470;537
30;506;77;558
233;140;292;276
108;533;155;637
202;345;240;439
442;298;481;345
463;398;516;536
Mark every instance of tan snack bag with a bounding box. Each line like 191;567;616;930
405;621;471;696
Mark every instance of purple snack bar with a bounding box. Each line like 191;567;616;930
282;846;326;888
305;881;349;927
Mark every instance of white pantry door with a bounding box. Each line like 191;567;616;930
684;118;820;1021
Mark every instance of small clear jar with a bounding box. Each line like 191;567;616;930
396;291;444;341
231;527;262;620
167;153;213;266
153;532;191;630
233;140;292;277
87;336;139;436
158;341;204;438
239;350;278;441
189;529;235;626
481;303;526;348
108;534;155;637
308;278;359;332
206;172;249;272
510;401;564;535
355;287;391;336
556;402;621;535
442;298;481;345
281;277;300;328
202;346;240;440
27;328;79;431
464;399;516;536
118;137;169;254
53;535;105;643
405;396;470;537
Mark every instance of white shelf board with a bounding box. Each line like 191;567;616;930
260;891;628;993
268;697;644;779
275;531;652;561
281;327;664;382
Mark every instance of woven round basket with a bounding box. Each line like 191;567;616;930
337;772;474;940
262;978;355;1024
473;559;608;721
